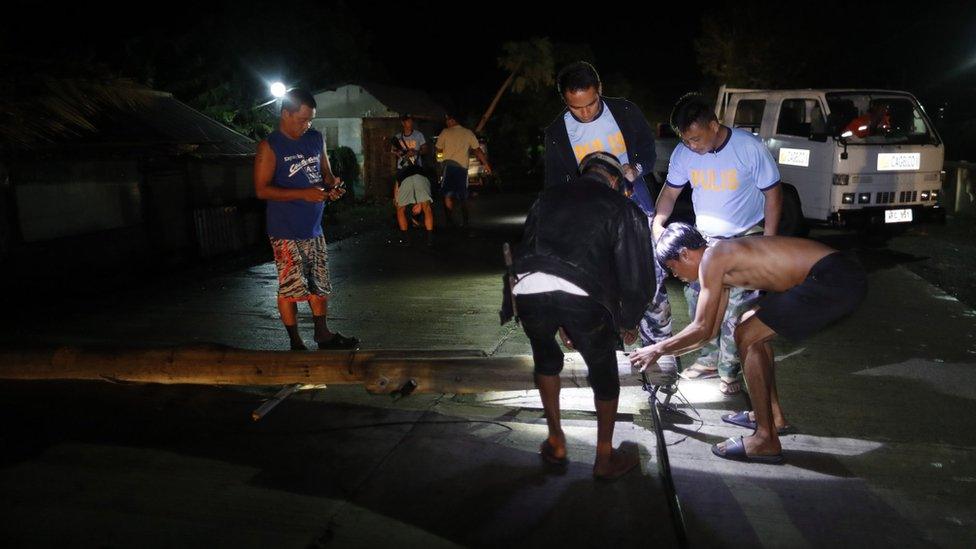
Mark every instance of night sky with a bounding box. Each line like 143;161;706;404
4;1;976;132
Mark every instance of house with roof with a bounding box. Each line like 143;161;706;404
311;83;446;199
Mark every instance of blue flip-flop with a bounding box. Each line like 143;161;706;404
711;436;785;464
721;411;796;435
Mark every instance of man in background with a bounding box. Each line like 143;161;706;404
435;113;491;229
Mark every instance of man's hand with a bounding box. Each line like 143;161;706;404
629;343;663;372
621;328;638;346
301;187;327;202
652;221;666;242
482;163;492;175
621;163;638;183
557;327;574;350
326;178;346;201
406;149;417;158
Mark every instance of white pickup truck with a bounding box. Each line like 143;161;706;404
653;86;947;235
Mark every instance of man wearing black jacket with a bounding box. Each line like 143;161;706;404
543;62;677;372
508;152;653;480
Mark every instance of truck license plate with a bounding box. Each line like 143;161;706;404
877;153;920;171
885;209;913;223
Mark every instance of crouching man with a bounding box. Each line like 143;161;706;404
505;152;654;480
630;223;867;463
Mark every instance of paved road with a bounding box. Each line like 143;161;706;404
1;193;975;547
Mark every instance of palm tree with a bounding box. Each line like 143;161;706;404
475;38;555;133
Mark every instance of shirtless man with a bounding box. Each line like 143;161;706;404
630;223;867;463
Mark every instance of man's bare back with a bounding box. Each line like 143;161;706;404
705;236;835;293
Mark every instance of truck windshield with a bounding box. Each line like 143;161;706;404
825;93;938;145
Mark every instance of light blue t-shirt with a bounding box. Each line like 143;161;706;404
563;102;655;216
666;127;780;238
564;102;629;167
394;130;426;169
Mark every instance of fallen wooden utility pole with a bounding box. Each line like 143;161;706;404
0;346;674;395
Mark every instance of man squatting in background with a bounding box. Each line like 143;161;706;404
391;114;435;247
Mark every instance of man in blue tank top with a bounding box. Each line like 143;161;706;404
254;89;359;350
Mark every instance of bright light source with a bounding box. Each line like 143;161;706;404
270;82;287;98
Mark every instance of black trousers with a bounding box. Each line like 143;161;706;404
516;291;620;401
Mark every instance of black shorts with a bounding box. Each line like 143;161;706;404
755;252;867;342
515;292;620;401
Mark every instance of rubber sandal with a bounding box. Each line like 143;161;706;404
317;333;360;350
539;439;568;467
592;442;640;481
711;436;785;464
721;411;796;435
679;363;719;380
719;379;742;395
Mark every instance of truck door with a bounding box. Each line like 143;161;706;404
765;97;834;221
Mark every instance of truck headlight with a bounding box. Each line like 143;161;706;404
842;193;855;204
920;191;930;200
858;193;871;204
931;189;939;201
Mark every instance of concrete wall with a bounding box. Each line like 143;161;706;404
13;160;143;242
312;117;364;159
8;156;258;259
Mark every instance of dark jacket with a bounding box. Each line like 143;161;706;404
543;96;657;216
511;173;653;329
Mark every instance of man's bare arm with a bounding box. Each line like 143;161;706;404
664;286;730;356
652;185;683;241
473;147;492;174
630;249;731;369
254;141;325;202
321;141;340;188
659;250;729;353
762;184;783;236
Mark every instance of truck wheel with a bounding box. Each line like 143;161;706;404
778;183;808;237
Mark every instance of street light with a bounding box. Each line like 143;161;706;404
270;82;287;98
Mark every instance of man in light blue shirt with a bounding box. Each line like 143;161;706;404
544;62;674;371
653;94;782;394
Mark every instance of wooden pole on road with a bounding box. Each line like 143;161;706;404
0;346;672;394
0;346;672;395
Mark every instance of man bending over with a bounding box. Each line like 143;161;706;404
630;223;866;463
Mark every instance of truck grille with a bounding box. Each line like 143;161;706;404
899;190;917;203
875;191;895;204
